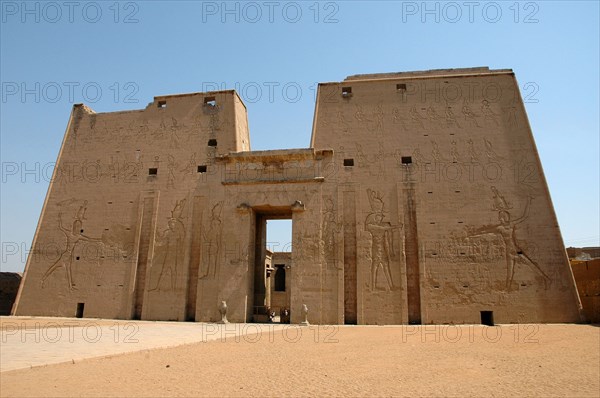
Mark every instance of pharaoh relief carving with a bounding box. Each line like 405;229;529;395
166;155;177;189
322;198;341;269
466;187;550;291
40;200;103;290
149;199;187;292
200;201;223;279
365;189;401;292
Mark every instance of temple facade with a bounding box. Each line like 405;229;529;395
13;67;583;324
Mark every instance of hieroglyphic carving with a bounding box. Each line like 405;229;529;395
40;200;103;290
200;201;223;279
466;190;550;290
149;198;187;291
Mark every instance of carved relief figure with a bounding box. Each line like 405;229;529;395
445;106;461;128
426;106;442;123
365;189;398;291
467;194;550;290
450;140;460;163
483;138;503;163
355;143;385;177
322;198;340;268
503;100;519;128
41;201;102;290
200;201;223;279
392;107;408;131
462;102;481;127
180;152;197;176
149;199;187;291
409;106;426;129
431;140;446;162
336;111;352;134
481;100;499;126
167;155;176;189
491;186;512;211
354;105;371;124
412;148;429;166
168;117;180;148
372;104;385;133
466;139;480;162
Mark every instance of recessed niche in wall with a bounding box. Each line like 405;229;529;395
343;158;354;167
401;156;412;164
148;168;158;176
342;86;352;97
197;165;207;173
158;101;167;108
397;83;407;91
204;97;216;107
208;139;217;147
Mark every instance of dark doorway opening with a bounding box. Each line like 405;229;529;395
76;303;85;318
481;310;494;326
274;265;286;292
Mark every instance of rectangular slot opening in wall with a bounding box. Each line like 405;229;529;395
481;310;494;326
341;87;352;98
197;165;207;173
343;158;354;167
76;303;85;318
397;83;407;91
148;168;158;176
401;156;412;165
204;97;216;107
157;100;167;108
208;139;217;147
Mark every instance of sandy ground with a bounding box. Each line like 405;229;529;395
1;322;598;397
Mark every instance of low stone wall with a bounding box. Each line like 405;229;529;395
571;259;600;323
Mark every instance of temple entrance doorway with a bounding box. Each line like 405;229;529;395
253;210;292;323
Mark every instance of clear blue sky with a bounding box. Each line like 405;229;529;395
1;1;598;272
